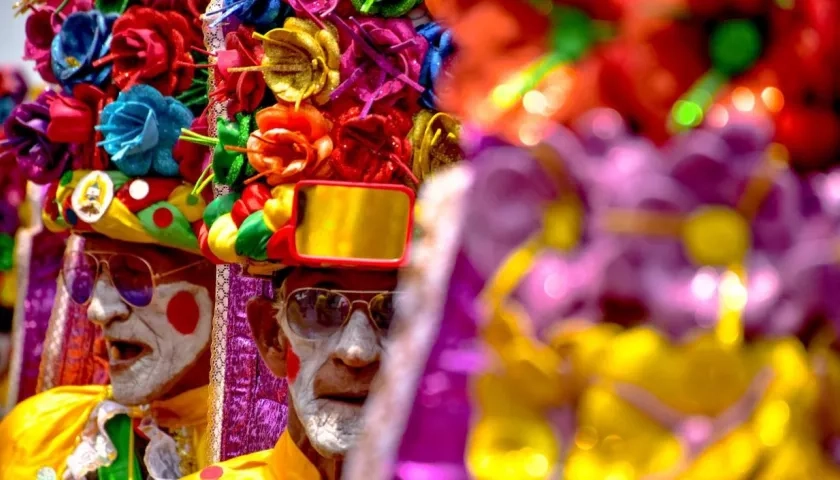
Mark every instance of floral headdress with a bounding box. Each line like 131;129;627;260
6;0;215;254
193;0;463;275
193;0;463;463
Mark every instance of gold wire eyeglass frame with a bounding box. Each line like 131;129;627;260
62;250;204;308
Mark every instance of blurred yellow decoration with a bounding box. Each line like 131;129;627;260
468;374;559;480
682;207;751;267
0;270;16;308
250;18;341;107
567;328;815;480
542;198;583;252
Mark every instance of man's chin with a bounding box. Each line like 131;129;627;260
302;405;366;458
109;359;170;406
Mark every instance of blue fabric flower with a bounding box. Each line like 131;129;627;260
96;85;194;177
51;10;118;92
208;0;294;29
417;22;454;109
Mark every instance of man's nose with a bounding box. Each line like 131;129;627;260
86;277;130;327
332;309;382;368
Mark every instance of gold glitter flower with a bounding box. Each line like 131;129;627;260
408;109;462;182
243;17;341;107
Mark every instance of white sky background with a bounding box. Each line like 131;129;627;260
0;5;41;87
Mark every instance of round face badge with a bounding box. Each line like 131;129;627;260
71;171;115;224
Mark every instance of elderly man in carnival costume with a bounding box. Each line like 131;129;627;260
342;0;840;479
166;0;462;478
0;0;220;478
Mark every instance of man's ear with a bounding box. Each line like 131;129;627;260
246;296;287;378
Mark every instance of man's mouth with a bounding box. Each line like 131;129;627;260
320;392;369;406
106;339;151;371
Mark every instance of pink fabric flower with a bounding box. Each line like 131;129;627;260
24;7;62;84
334;17;427;110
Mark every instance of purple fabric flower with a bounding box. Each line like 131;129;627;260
775;169;840;335
285;0;340;16
593;115;803;338
462;126;604;335
334;17;427;109
2;91;72;185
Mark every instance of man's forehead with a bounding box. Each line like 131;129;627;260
280;267;399;292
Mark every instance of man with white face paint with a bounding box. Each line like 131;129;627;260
247;267;396;475
78;236;215;408
0;108;217;480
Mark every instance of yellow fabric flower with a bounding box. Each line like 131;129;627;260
255;18;341;106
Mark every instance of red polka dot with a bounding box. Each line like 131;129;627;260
166;291;200;335
153;208;174;228
286;346;301;383
199;466;224;479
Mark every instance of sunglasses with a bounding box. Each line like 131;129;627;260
283;288;399;339
62;251;203;308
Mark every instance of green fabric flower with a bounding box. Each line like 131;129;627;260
213;114;257;186
350;0;421;17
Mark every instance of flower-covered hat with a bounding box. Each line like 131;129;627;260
194;0;463;276
7;0;215;253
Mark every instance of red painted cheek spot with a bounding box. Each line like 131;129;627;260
166;291;200;335
199;465;224;479
286;346;300;383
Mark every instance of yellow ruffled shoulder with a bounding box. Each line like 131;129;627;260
181;431;321;480
0;384;109;479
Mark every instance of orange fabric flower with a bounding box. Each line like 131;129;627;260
246;104;334;185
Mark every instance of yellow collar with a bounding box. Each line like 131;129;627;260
117;385;209;429
148;385;209;429
269;430;322;480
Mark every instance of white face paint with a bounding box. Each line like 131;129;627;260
279;306;384;458
87;278;213;405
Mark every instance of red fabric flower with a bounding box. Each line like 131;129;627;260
140;0;210;49
46;84;112;171
174;115;210;184
212;26;266;116
109;6;196;96
329;103;416;185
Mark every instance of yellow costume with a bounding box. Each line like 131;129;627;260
0;385;210;479
182;431;320;480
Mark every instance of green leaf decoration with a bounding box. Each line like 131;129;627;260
95;0;133;14
213;114;256;186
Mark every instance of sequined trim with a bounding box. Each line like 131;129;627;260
204;0;230;464
36;235;81;392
